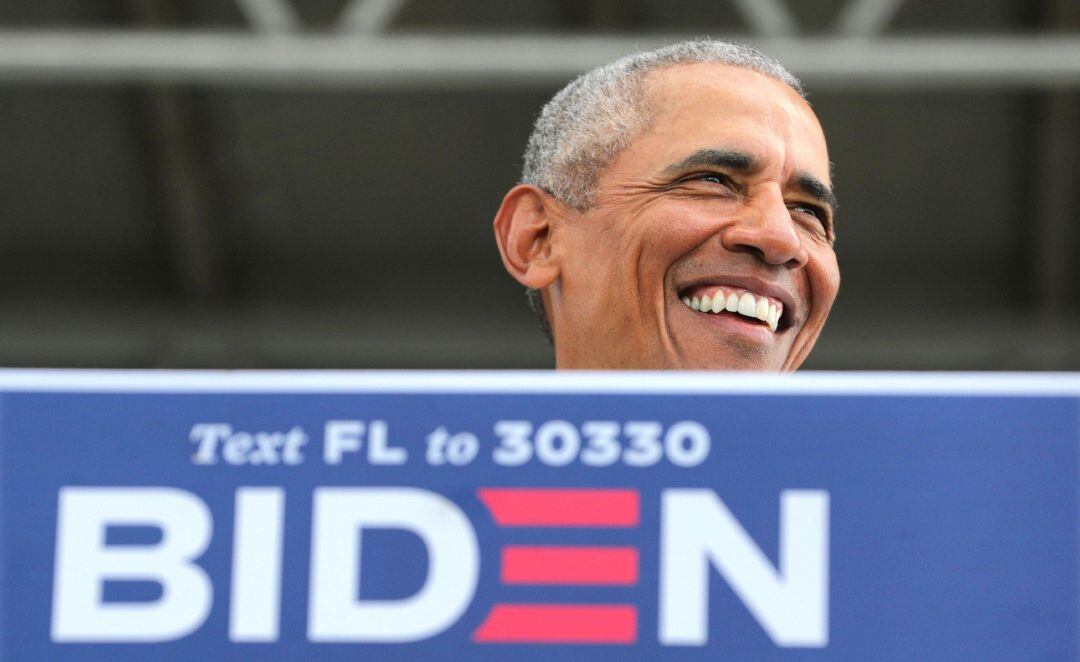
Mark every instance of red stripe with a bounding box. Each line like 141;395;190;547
472;604;637;644
501;546;639;585
477;488;639;527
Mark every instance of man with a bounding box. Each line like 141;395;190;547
494;40;840;370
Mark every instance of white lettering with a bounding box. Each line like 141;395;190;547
425;427;449;464
444;432;479;466
51;487;213;642
492;421;532;466
189;423;231;465
659;489;829;647
229;488;285;642
366;420;407;465
580;421;621;467
623;421;664;467
280;426;308;465
533;420;580;467
323;420;363;465
308;488;479;642
663;421;711;468
191;425;308;466
222;432;254;465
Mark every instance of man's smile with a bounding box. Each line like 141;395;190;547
674;272;797;334
678;285;786;332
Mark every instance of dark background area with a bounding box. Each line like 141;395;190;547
1;0;1077;369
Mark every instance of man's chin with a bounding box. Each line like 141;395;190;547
677;351;785;371
666;327;790;370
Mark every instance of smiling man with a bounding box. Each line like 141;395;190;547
494;40;839;370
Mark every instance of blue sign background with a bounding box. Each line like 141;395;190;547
1;375;1077;660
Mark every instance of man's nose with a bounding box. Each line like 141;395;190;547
720;191;809;268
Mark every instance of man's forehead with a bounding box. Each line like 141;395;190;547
643;61;807;110
638;64;830;180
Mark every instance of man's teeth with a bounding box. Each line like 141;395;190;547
755;297;769;320
737;292;756;317
680;288;783;332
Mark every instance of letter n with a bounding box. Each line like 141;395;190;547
659;489;829;647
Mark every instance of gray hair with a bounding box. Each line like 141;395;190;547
520;39;805;345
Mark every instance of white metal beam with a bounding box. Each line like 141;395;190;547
730;0;798;37
0;33;1078;89
337;0;409;33
234;0;300;34
835;0;906;37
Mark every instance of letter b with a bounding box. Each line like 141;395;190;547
51;487;213;642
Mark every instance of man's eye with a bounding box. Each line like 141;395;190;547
680;173;737;193
791;204;821;219
694;173;730;186
790;204;832;237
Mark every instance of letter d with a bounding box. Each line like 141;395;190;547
308;487;479;642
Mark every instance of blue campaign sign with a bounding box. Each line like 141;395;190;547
0;370;1077;661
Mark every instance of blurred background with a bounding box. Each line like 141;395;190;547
0;0;1077;370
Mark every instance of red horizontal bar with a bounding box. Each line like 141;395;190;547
501;546;639;585
477;488;639;527
472;604;637;644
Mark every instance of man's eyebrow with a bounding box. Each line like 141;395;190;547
662;148;758;174
792;173;838;215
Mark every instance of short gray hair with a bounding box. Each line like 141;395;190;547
520;39;805;345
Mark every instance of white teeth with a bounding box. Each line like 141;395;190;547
680;288;783;334
737;292;756;317
754;297;769;321
710;292;725;313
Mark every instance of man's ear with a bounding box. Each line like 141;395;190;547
493;184;565;289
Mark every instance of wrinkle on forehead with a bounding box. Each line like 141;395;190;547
637;63;830;185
